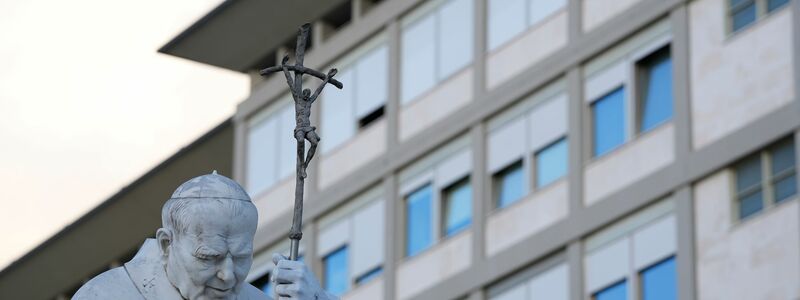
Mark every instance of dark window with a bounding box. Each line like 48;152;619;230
493;160;525;208
734;137;796;221
730;0;756;32
637;46;673;133
357;106;385;128
442;177;472;237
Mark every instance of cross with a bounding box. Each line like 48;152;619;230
259;23;343;261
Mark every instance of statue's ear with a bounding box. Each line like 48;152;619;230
156;228;172;257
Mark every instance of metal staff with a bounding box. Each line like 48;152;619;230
259;23;342;260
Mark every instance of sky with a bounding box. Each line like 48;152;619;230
0;0;248;269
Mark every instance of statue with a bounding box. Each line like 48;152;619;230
73;172;338;300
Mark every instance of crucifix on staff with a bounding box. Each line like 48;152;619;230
259;23;343;261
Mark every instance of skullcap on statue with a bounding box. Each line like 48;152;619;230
169;170;251;202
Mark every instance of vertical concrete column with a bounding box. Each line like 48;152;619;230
471;123;487;262
567;68;584;214
383;174;399;300
386;21;401;149
232;116;247;183
794;0;800;112
312;22;333;51
674;186;696;300
670;4;692;167
567;241;584;300
304;222;321;280
473;0;488;98
567;0;583;42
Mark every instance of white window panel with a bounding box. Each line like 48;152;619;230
322;69;356;153
585;237;630;293
351;200;385;277
633;215;676;270
318;218;352;256
584;60;627;103
437;0;474;79
278;106;296;179
247;117;279;195
355;45;389;118
488;117;527;174
401;14;437;104
488;0;527;50
528;94;568;151
490;283;527;300
529;0;566;27
435;148;473;188
529;263;569;299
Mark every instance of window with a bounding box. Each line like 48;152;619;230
322;43;388;153
247;104;297;195
442;177;472;236
594;280;627;300
535;138;568;188
592;87;626;157
406;184;433;257
734;137;796;220
728;0;791;33
637;47;673;133
487;0;566;50
323;246;349;296
355;266;383;286
494;160;525;208
401;0;474;104
640;257;676;300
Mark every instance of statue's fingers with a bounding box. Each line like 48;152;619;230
272;253;288;265
276;258;304;270
274;283;300;298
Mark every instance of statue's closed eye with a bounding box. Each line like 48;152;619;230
194;247;222;260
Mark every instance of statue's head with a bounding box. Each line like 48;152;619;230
156;171;258;300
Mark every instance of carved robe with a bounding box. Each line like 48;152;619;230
73;239;269;300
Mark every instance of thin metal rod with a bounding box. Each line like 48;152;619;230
289;239;301;261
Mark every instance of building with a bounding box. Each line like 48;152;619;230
5;0;800;299
0;120;234;299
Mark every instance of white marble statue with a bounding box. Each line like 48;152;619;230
73;172;337;300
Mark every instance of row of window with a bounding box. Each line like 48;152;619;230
734;137;797;220
728;0;790;33
593;257;676;300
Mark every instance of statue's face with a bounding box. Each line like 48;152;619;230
164;202;257;300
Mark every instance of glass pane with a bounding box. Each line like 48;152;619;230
444;178;472;236
770;140;795;175
487;0;527;50
641;257;676;300
536;138;568;188
495;161;525;208
773;174;796;203
406;184;433;257
278;106;297;179
355;267;383;286
437;0;474;79
592;87;626;157
529;0;567;26
735;155;761;193
639;49;673;133
321;69;356;153
738;190;763;219
247;116;279;195
323;246;349;297
594;280;627;300
731;3;756;32
401;14;437;104
729;0;750;8
355;45;389;118
768;0;789;12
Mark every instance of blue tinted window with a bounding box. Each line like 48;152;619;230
768;0;789;12
639;49;673;133
731;2;756;32
355;266;383;286
495;161;525;208
641;257;676;300
323;247;349;296
406;185;433;257
444;178;472;236
771;139;797;203
536;138;568;188
594;280;627;300
736;155;763;219
593;87;626;157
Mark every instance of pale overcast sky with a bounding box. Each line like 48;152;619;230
0;0;248;269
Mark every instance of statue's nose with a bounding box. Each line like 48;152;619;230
216;254;236;283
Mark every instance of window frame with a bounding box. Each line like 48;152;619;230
731;137;797;222
492;159;527;209
726;0;791;34
634;45;673;134
441;175;472;237
533;136;569;189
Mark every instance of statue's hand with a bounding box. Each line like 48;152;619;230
271;253;339;300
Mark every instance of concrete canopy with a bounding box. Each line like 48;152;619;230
159;0;349;72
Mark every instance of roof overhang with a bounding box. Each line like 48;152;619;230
159;0;349;72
